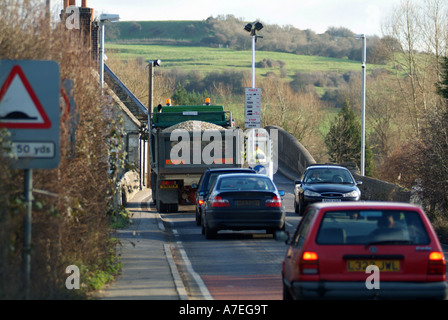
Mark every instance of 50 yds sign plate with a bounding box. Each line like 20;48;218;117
11;142;55;158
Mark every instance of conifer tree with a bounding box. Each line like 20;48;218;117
325;100;374;175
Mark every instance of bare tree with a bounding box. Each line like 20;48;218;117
382;0;447;137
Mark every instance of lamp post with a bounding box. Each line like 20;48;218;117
244;21;263;88
354;33;366;176
147;59;162;131
146;59;161;187
99;13;120;94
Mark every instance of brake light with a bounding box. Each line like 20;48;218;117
198;200;205;206
265;195;282;207
160;180;176;186
428;251;446;276
211;196;229;207
302;251;318;261
300;251;319;275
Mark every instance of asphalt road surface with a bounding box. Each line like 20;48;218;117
159;172;300;300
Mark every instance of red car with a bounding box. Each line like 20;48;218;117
281;202;447;300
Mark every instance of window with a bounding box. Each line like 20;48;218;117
304;168;355;184
291;209;316;249
217;177;275;191
316;210;430;245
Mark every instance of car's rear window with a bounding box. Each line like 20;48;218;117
316;210;430;245
217;176;276;191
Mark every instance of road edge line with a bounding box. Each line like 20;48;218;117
164;243;188;300
177;242;214;300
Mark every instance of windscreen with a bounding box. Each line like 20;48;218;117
304;168;355;184
316;210;430;245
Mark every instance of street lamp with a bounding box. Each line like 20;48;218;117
354;33;366;176
146;59;161;187
147;59;162;131
99;13;120;94
244;21;263;88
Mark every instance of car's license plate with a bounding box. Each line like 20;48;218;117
237;200;260;207
160;184;178;189
322;199;341;202
347;260;400;272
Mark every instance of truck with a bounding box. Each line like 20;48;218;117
149;101;244;213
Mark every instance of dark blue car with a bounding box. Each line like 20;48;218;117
202;173;286;239
294;165;362;216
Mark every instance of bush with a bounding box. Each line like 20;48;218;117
0;0;124;299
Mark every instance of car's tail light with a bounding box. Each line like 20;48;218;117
198;199;205;206
160;180;176;186
428;251;446;276
300;251;319;275
265;195;282;207
211;196;229;207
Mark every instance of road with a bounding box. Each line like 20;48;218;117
159;172;301;300
99;171;448;301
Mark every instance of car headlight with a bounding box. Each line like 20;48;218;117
343;190;359;198
304;190;321;197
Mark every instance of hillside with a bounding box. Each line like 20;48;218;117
105;16;389;65
107;20;211;43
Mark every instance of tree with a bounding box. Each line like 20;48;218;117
415;56;448;216
325;101;374;175
436;56;448;100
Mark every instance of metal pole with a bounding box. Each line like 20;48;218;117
99;22;105;94
147;63;154;187
361;35;366;176
23;169;33;299
252;34;256;88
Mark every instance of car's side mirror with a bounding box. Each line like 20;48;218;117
295;179;302;185
192;183;198;189
279;190;285;197
356;181;363;185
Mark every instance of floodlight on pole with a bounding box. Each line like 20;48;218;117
354;33;366;176
244;21;263;88
99;13;120;94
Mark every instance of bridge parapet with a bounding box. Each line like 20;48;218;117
265;125;316;179
265;125;411;203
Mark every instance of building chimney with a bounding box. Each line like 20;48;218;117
60;0;98;64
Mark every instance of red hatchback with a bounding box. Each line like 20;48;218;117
281;202;447;300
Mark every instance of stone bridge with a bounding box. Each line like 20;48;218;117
265;125;412;203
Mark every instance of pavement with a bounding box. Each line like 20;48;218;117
94;188;182;300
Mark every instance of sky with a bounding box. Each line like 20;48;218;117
53;0;404;36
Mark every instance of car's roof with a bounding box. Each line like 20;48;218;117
309;201;421;211
216;173;270;179
207;168;255;172
306;164;349;170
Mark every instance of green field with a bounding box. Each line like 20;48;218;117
107;43;385;81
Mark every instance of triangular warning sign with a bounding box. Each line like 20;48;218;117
0;65;51;129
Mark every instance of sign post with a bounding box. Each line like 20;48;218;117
0;60;60;298
244;87;261;128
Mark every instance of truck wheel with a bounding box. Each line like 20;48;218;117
157;200;169;213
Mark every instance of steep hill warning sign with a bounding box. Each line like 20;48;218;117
0;60;60;169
